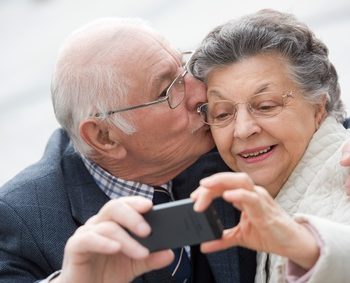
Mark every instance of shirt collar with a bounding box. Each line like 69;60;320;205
81;156;172;200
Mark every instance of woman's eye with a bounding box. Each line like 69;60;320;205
214;112;231;121
255;101;279;112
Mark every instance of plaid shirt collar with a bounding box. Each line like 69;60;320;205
81;156;172;200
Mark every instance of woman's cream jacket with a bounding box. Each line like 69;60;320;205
255;116;350;283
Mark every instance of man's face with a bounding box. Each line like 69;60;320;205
113;34;214;185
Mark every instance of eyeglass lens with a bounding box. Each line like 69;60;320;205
167;72;186;109
200;92;289;126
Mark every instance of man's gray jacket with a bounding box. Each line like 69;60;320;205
0;129;255;283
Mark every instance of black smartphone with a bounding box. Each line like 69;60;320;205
132;198;223;252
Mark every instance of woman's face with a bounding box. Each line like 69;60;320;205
207;52;325;197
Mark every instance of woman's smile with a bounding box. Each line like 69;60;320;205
237;145;276;164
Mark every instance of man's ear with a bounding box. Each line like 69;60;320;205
79;119;127;159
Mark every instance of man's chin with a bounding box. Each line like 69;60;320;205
191;123;210;134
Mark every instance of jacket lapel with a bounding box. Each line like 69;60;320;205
61;148;175;283
62;147;110;225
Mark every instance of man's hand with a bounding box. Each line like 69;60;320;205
52;196;173;283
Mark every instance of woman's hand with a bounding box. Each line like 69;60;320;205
341;140;350;194
191;172;320;270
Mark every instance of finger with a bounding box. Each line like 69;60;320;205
341;141;350;166
89;196;153;238
200;172;255;192
193;186;218;212
194;172;254;212
65;227;122;258
133;250;174;277
223;188;288;233
190;188;200;200
76;221;152;259
200;227;240;253
222;188;271;221
87;196;152;225
107;223;151;259
345;178;350;195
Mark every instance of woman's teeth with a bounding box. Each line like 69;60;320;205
241;146;272;158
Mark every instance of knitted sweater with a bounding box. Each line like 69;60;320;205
255;116;350;283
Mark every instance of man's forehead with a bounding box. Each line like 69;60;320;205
151;54;179;87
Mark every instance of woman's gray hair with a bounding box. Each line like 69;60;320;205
51;18;154;156
189;9;345;122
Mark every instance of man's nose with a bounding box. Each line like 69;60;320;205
183;73;207;111
233;106;261;139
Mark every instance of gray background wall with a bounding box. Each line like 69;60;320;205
1;0;349;185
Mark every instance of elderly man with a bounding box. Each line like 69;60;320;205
0;18;254;283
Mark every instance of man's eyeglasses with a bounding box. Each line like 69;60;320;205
197;92;293;127
94;51;193;118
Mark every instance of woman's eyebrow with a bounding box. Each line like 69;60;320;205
253;83;272;95
207;90;225;99
207;82;276;101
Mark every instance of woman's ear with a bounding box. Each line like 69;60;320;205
314;95;327;129
79;119;127;159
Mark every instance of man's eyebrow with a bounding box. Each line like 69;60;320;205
154;69;173;84
151;69;174;95
156;59;179;80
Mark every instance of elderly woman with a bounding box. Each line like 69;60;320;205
189;9;350;283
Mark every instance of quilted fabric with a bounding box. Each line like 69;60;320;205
255;116;350;283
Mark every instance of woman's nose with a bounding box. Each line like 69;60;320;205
233;106;261;139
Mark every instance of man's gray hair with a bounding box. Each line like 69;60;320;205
189;9;346;122
51;18;154;155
